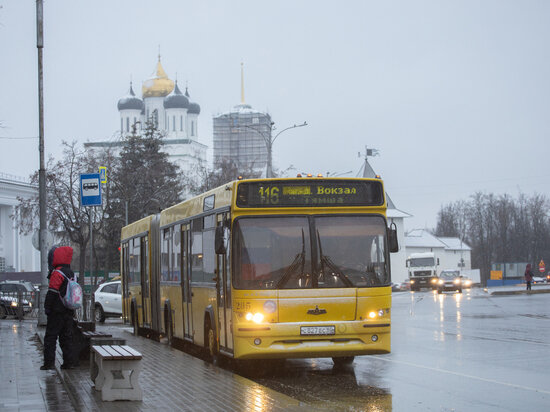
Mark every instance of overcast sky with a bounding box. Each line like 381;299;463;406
1;0;549;230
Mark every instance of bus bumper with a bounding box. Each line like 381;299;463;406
233;321;390;359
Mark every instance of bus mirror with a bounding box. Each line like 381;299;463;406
388;223;399;253
215;226;229;254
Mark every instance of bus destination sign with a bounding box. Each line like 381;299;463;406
236;180;384;208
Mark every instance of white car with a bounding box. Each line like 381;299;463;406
94;280;122;322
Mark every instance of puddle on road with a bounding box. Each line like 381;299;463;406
238;359;392;411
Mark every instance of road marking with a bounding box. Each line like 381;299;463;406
371;355;550;395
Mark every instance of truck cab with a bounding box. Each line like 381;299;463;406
406;252;439;291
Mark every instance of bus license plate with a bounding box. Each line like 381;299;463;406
300;326;335;336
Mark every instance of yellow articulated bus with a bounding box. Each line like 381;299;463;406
121;177;399;366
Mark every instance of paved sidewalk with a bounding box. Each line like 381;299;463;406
1;318;306;411
0;319;74;411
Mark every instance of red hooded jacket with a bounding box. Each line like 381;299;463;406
45;246;75;314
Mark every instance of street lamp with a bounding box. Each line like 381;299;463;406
238;121;307;178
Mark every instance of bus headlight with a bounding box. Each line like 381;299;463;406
245;312;264;324
368;309;386;319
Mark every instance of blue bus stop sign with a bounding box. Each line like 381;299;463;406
80;173;102;207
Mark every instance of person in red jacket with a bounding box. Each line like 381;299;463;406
40;245;77;370
525;264;534;291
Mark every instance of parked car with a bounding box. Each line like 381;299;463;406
94;280;122;323
0;280;36;319
436;271;462;294
391;282;402;292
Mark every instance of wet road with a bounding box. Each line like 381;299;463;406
240;288;550;411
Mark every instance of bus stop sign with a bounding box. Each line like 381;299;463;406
80;173;102;207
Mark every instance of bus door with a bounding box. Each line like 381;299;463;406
181;223;193;341
216;213;233;353
140;236;150;328
122;242;130;321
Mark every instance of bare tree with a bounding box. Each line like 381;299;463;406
15;141;110;317
435;191;550;285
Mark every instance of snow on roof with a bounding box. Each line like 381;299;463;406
404;229;447;248
405;229;471;251
438;237;471;251
387;208;412;218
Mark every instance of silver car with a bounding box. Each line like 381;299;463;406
94;280;122;322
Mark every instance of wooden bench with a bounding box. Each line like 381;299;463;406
91;345;143;401
89;337;126;383
76;331;113;360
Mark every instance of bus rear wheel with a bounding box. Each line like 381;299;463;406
332;356;355;367
205;321;218;365
132;305;139;336
165;309;173;346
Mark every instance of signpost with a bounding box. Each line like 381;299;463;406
539;259;545;273
80;173;102;206
80;173;102;321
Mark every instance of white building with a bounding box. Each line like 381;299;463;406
404;229;472;272
0;173;40;272
86;56;207;176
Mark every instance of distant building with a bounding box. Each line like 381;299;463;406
359;152;411;284
404;229;472;271
0;173;39;273
213;64;271;174
85;56;207;176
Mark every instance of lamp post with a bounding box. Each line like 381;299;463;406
238;121;307;178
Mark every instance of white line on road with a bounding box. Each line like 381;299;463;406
371;355;550;395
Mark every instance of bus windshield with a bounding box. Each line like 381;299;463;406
233;215;390;289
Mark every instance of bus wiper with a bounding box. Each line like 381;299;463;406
277;229;305;288
317;231;353;287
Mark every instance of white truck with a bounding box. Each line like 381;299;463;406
406;252;439;291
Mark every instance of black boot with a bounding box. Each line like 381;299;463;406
40;364;55;370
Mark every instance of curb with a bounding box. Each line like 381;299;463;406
489;288;550;296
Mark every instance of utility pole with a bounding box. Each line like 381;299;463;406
36;0;48;326
239;121;308;178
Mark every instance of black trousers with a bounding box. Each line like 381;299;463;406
43;311;74;366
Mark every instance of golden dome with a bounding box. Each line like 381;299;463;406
142;59;174;98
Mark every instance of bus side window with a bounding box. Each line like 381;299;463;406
191;218;204;282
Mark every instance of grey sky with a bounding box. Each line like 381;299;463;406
1;0;549;230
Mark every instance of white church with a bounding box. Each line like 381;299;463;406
86;56;207;175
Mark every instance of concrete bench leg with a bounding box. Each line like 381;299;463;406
95;358;142;401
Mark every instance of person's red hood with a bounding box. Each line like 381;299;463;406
52;246;73;267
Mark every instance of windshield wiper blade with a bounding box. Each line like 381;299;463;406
277;229;305;288
317;230;353;287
